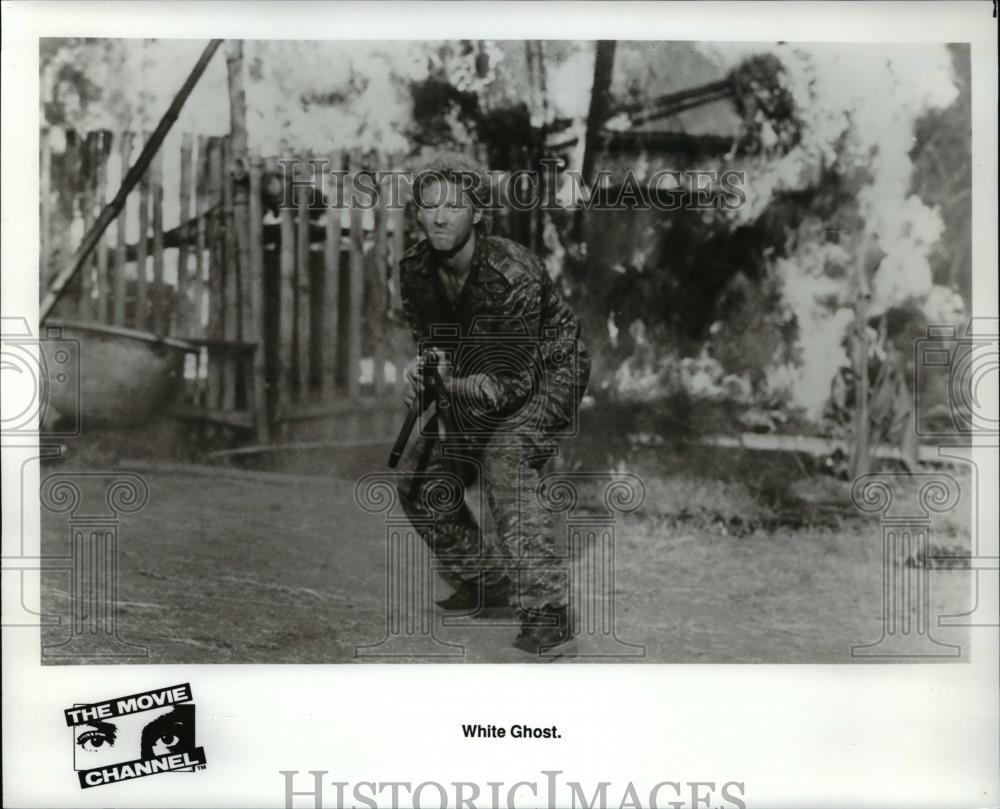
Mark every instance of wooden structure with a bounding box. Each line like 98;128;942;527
40;129;413;443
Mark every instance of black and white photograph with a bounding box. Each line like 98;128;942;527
2;2;997;808
28;34;983;664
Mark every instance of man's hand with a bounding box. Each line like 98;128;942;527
403;355;425;410
426;348;454;392
403;349;457;409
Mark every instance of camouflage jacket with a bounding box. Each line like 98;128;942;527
399;234;590;419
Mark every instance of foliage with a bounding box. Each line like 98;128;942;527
243;41;424;153
40;38;135;130
730;53;800;156
573;41;968;450
909;44;972;305
707;43;965;425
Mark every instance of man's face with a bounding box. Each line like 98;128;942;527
416;177;482;254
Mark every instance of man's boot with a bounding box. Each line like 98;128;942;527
512;605;572;653
436;576;510;611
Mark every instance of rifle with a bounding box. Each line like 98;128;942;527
387;349;453;468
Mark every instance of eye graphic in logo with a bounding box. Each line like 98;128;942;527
76;721;117;753
73;705;196;771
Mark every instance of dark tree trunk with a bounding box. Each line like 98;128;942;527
575;40;616;240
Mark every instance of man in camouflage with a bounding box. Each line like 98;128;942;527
396;153;590;653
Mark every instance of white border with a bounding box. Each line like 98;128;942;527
3;3;998;808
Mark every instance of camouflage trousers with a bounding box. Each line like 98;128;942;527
395;418;567;613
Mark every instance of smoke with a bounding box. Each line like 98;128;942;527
701;42;961;418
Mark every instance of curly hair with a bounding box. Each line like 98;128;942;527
412;151;494;235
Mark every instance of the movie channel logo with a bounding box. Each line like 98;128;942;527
65;683;206;789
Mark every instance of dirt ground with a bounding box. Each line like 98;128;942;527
38;442;973;665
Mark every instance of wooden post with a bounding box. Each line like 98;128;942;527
79;131;98;319
226;44;250;346
279;157;297;410
322;150;344;399
296;159;312;399
53;130;81;318
150;144;166;334
194;135;209;337
389;205;409;397
135;132;151;330
49;130;77;313
581;40;616;186
525;40;549;254
40;129;52;293
225;40;250;165
177;133;193;335
389;154;409;397
226;39;265;433
248;156;270;442
371;152;389;399
112;132;132;326
387;153;405;314
221;137;239;410
94;131;111;323
525;43;539;189
206;136;225;409
236;182;255;403
575;40;616;240
849;231;873;479
347;149;365;400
